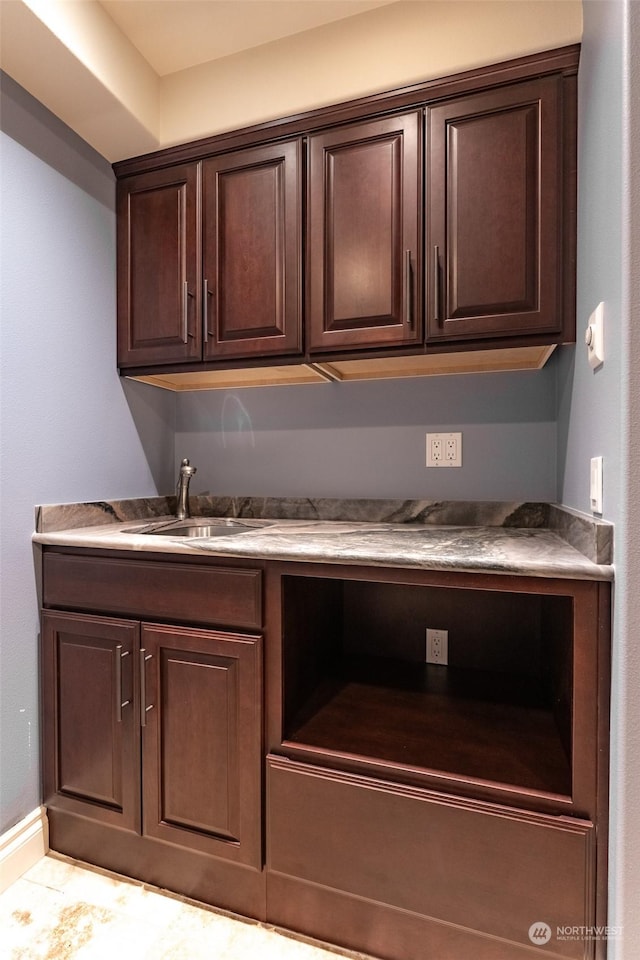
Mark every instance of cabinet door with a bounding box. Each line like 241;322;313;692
202;140;302;360
41;611;140;831
427;77;563;343
140;623;262;867
308;112;422;352
117;163;201;367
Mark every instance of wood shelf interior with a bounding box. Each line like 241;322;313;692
282;577;573;797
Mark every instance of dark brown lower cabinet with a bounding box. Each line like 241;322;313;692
41;550;609;960
41;604;264;912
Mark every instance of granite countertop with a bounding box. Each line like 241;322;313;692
33;497;614;581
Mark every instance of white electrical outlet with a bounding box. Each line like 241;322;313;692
426;433;462;467
426;628;448;665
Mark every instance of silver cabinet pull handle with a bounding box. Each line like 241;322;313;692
140;648;154;727
404;250;413;329
203;279;209;343
182;281;189;343
433;245;441;322
115;645;130;722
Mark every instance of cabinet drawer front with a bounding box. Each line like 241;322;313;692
267;757;594;959
44;553;262;629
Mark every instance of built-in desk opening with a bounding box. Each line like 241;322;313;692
281;576;573;797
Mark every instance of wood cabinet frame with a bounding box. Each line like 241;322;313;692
39;545;610;960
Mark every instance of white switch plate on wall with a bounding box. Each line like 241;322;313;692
590;456;603;514
426;433;462;467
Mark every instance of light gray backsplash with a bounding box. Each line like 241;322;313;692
175;365;559;502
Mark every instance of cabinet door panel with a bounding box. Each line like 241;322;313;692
41;611;140;831
308;113;422;351
268;756;595;960
203;140;302;359
141;624;262;867
428;77;562;342
117;164;201;366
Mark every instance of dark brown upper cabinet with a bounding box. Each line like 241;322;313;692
114;47;578;381
117;141;302;368
117;163;201;367
307;112;422;353
202;140;302;360
426;76;568;344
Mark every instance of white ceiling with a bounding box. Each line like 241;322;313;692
99;0;396;76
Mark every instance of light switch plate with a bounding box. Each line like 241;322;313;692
590;456;603;514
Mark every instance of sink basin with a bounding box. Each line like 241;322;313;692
124;518;271;539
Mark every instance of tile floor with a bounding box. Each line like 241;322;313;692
0;855;370;960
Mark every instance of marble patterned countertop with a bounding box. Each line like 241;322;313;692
33;496;614;582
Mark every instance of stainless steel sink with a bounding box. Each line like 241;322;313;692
124;518;272;538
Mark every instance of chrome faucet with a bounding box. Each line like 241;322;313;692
175;458;197;520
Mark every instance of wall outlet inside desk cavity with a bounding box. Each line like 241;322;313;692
426;628;448;665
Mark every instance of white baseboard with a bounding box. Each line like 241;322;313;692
0;807;49;893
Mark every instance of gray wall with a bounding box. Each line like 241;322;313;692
175;365;560;502
557;2;640;955
0;75;175;834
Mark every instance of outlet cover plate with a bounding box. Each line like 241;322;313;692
426;432;462;467
426;628;449;665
